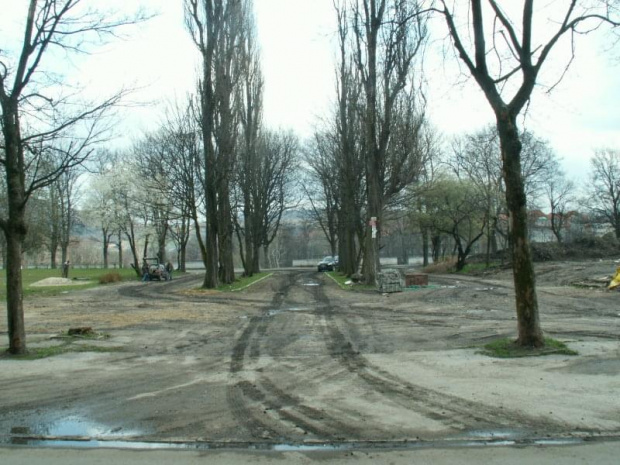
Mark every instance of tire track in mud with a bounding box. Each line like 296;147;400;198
226;272;361;441
305;276;565;435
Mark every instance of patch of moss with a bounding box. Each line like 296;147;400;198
480;337;578;358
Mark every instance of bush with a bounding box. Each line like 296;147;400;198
422;258;456;274
99;272;122;284
530;242;562;261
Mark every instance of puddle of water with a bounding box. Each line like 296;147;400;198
460;429;524;440
303;282;320;287
4;415;145;445
3;417;587;452
4;436;587;451
533;438;583;446
11;438;188;449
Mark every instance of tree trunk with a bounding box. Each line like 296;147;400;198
218;186;235;284
61;244;68;265
242;202;254;277
102;228;110;269
203;168;219;288
431;234;441;263
117;231;123;268
2;98;28;354
158;228;168;264
50;247;58;270
338;200;357;276
142;234;150;260
5;228;26;354
497;113;544;347
421;227;429;267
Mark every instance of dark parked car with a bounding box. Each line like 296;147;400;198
317;256;336;272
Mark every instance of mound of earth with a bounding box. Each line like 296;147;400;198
30;277;91;287
530;236;620;262
470;236;620;264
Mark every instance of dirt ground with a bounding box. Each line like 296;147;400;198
0;260;619;450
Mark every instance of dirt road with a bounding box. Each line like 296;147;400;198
0;263;619;449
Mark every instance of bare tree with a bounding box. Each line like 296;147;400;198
450;127;504;265
165;104;203;273
108;159;150;277
435;0;619;347
303;131;341;260
81;149;124;269
544;163;575;244
450;126;559;261
185;0;250;287
235;7;264;276
334;2;366;277
235;129;298;272
348;0;428;285
82;177;116;268
423;177;488;271
55;168;81;265
0;1;146;354
584;148;620;239
133;133;176;263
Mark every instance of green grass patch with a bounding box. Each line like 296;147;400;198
327;272;377;291
480;337;578;358
1;343;123;360
217;272;273;292
0;268;139;300
456;262;503;274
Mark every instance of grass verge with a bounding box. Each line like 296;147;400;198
1;343;122;360
480;337;578;358
457;262;503;274
0;268;139;300
217;272;273;292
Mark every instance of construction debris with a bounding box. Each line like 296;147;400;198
377;269;402;293
609;267;620;291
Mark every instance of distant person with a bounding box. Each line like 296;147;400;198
62;260;70;279
141;260;150;282
165;261;173;280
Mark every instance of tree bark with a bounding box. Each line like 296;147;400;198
102;227;110;269
218;184;235;284
421;227;429;267
117;231;123;269
497;112;544;347
2;97;29;354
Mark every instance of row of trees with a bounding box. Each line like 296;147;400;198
304;0;619;349
1;0;149;354
2;1;619;355
184;0;300;287
78;105;298;281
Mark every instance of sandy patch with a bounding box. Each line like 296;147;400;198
30;277;93;287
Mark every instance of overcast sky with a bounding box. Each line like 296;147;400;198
2;0;619;182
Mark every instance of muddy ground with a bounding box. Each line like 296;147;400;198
0;260;619;449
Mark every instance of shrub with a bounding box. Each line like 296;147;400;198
422;258;456;274
99;272;122;284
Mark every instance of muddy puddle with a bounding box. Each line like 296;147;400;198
2;416;586;450
1;414;148;447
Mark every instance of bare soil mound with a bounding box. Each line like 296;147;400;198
30;277;91;287
530;236;620;262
